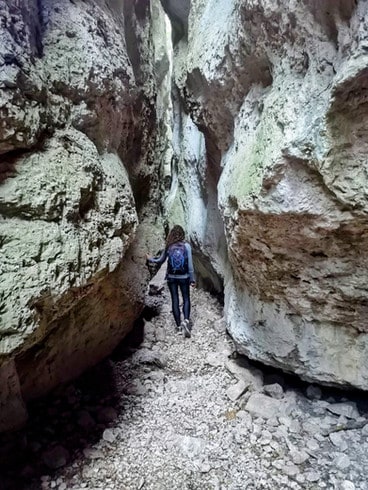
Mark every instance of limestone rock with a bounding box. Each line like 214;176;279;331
0;0;163;431
225;358;264;390
102;429;116;444
334;453;351;471
329;432;348;452
327;402;360;420
226;380;249;402
245;393;286;419
264;383;284;400
171;0;368;389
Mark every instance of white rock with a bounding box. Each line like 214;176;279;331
306;439;320;452
305;471;320;482
334;453;351;470
175;435;206;459
226;380;249;401
329;432;348;451
102;429;116;443
290;448;309;465
264;383;284;400
282;463;300;476
245;394;286;419
339;481;356;490
225;359;263;390
327;402;360;420
213;318;227;333
83;448;104;459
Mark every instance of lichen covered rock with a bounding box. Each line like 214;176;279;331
0;0;162;429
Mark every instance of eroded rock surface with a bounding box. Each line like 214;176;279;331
169;0;368;388
0;0;166;428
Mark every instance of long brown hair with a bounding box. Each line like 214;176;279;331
166;225;185;248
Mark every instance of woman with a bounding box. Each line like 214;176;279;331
147;225;195;337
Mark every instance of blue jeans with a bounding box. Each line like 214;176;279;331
167;278;191;327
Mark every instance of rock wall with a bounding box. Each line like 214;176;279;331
169;0;368;388
0;0;166;431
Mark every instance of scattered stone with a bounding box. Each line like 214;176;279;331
1;286;367;489
131;348;168;368
334;453;351;470
225;359;263;390
362;423;368;436
102;429;116;443
329;432;348;451
226;380;249;401
282;463;299;476
327;402;360;420
245;394;286;419
306;439;320;452
264;383;284;400
236;410;252;426
213;318;227;333
305;471;320;482
340;481;356;490
206;352;224;367
42;446;69;470
176;435;206;459
279;416;301;434
83;448;104;459
155;327;166;342
290;448;309;465
306;385;322;400
199;462;211;473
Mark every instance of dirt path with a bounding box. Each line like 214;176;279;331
1;282;368;490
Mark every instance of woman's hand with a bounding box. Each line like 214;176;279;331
190;281;196;288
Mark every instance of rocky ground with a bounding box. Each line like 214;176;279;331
1;274;368;490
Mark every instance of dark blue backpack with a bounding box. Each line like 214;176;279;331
167;242;188;275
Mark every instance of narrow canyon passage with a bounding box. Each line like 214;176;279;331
1;274;368;490
2;0;368;488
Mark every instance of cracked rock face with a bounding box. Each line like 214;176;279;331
0;0;160;430
173;0;368;389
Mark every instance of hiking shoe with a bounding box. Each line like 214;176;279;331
181;319;191;338
175;323;182;333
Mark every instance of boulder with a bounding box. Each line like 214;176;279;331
171;0;368;389
0;0;165;430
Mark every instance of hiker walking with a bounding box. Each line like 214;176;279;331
146;225;196;337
